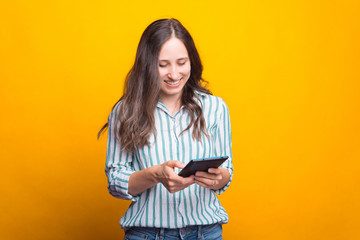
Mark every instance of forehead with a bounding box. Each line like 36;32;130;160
158;37;189;59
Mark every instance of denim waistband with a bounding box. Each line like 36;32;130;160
127;223;220;240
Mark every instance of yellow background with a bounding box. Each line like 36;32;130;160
1;0;359;239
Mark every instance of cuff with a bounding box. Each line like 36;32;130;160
108;169;139;201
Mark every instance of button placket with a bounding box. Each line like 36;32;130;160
173;113;186;226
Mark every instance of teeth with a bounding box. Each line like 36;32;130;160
165;80;180;85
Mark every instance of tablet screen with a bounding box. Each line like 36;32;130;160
178;156;229;177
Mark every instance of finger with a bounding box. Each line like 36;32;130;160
195;178;216;189
182;175;195;185
195;176;217;188
162;162;184;177
208;167;221;174
166;160;185;169
167;184;193;193
195;171;222;180
166;177;195;193
167;172;195;187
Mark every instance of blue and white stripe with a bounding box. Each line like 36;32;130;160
105;91;233;229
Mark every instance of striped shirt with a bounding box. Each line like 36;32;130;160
105;91;233;229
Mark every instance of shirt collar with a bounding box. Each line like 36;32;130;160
156;91;208;112
194;90;208;97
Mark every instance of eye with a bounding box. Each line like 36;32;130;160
159;64;167;68
178;62;185;66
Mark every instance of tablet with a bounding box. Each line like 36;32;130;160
178;156;229;178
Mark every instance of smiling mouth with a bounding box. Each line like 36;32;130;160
164;79;181;85
164;77;183;86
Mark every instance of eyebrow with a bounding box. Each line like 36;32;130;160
158;57;189;61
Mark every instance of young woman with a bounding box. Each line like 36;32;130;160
99;18;233;239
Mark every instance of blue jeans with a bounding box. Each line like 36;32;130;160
124;223;223;240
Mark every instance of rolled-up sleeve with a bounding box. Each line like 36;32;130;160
213;98;233;195
105;103;139;201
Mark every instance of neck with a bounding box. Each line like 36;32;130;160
160;94;182;116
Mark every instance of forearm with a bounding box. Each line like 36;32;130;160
128;165;160;196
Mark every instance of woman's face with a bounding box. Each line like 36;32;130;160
158;37;191;102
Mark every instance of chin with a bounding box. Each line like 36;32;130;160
160;88;184;98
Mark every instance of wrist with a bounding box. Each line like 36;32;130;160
148;165;161;184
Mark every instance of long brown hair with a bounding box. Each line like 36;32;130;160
98;18;211;152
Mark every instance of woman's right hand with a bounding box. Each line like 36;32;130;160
155;160;195;193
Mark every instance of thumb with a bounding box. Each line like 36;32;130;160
166;160;185;169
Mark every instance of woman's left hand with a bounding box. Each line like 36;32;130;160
194;167;230;190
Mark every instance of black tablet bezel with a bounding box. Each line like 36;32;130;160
178;156;229;178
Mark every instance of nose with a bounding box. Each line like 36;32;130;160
167;66;180;80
